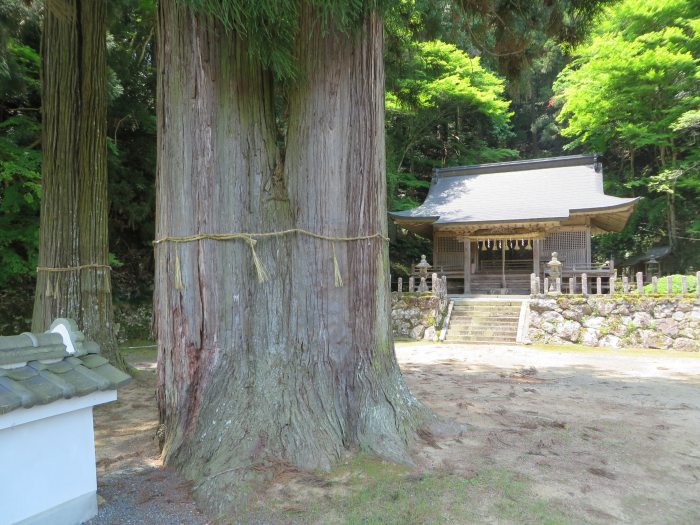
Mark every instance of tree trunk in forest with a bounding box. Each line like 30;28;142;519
33;0;123;368
155;4;440;514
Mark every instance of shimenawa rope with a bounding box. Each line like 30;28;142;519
154;229;388;288
36;264;112;298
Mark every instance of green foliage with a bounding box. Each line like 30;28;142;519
0;123;41;286
389;223;432;279
101;2;159;301
555;5;698;152
554;0;700;270
0;2;41;287
643;274;697;294
385;39;516;204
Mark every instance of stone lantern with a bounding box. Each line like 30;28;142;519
416;255;431;292
645;256;660;279
546;252;562;292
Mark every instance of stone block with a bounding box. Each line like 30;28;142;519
598;335;622;349
672;338;699;351
611;303;630;316
594;299;615;316
541;311;564;323
631;312;653;327
638;330;673;349
580;328;599;347
679;328;699;339
410;325;426;340
555;320;581;342
561;309;583;322
653;304;674;319
542;321;556;334
656;318;679;338
530;298;558;313
583;316;605;329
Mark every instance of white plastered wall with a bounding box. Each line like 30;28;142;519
0;390;116;525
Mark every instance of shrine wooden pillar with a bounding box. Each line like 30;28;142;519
463;238;471;294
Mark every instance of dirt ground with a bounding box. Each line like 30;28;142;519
398;343;700;524
90;344;700;524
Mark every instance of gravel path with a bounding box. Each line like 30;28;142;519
86;465;209;525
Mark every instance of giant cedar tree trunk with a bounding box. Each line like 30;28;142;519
156;4;435;513
33;0;122;367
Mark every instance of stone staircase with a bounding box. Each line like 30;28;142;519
470;272;532;295
445;298;525;344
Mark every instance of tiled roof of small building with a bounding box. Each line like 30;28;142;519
0;319;131;415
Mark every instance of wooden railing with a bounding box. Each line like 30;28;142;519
539;261;614;279
480;259;533;272
531;271;700;296
410;263;463;278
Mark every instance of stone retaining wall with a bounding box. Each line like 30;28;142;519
391;293;448;341
528;295;700;351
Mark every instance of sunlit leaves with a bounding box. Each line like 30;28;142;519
386;39;515;213
554;0;700;268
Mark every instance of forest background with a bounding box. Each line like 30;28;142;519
0;0;698;333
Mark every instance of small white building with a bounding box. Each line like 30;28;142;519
0;319;130;525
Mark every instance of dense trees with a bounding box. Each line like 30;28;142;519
2;0;673;513
0;2;41;288
0;1;156;299
0;0;619;292
386;40;515;209
554;0;700;268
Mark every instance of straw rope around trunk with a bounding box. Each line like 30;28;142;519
153;229;389;288
36;264;113;298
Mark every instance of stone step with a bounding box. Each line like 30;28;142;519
449;326;519;333
452;304;523;309
445;336;518;344
452;307;521;312
446;330;518;343
449;323;518;330
445;298;524;344
449;320;519;327
451;311;521;317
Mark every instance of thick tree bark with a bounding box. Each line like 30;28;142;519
33;0;123;368
285;10;430;463
155;4;439;514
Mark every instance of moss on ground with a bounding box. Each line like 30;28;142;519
254;455;570;524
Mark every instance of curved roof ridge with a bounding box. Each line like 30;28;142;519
435;154;599;177
390;157;638;235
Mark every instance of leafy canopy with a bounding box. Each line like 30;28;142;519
555;0;699;152
386;39;514;187
554;0;700;268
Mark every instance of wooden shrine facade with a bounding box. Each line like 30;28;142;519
391;155;638;294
